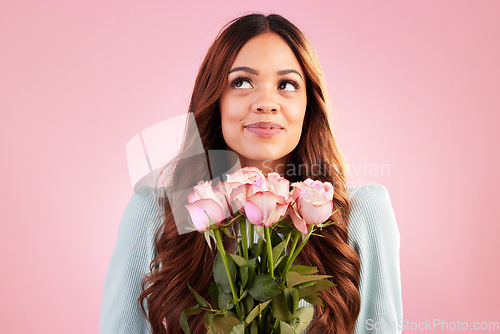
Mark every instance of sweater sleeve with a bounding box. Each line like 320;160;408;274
347;184;403;333
99;188;161;334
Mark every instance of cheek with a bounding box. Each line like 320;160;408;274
288;103;307;132
220;97;242;145
219;96;229;123
287;108;306;144
220;96;244;124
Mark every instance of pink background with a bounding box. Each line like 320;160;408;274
1;1;499;333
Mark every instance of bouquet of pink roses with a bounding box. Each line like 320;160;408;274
181;167;338;334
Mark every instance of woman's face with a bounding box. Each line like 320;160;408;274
219;32;307;175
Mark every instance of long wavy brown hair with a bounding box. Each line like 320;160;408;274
139;13;361;333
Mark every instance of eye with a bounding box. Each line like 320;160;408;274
278;80;300;91
230;78;253;89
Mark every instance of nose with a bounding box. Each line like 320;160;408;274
252;87;280;114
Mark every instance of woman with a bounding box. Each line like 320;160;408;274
100;13;402;333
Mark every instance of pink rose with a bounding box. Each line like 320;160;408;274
233;182;267;209
216;181;241;214
214;168;293;228
289;179;334;234
244;191;289;227
225;166;266;185
219;167;267;213
185;181;230;232
242;173;291;227
266;172;291;200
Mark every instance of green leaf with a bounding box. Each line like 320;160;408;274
272;239;287;263
285;287;299;316
292;306;314;333
204;312;215;333
286;271;331;287
298;279;335;299
312;278;334;290
214;251;237;294
279;321;295;334
274;255;285;269
206;213;219;230
270;227;284;246
187;284;211;309
276;218;293;229
218;289;234;310
289;265;318;275
253;238;265;258
246;258;257;287
242;294;254;314
316;220;339;228
222;226;236;239
229;322;245;333
212;314;240;332
254;225;265;241
179;311;190;333
224;214;243;227
229;253;248;267
244;300;271;325
303;294;324;306
250;320;258;334
275;220;296;236
259;251;267;273
239;265;249;290
209;282;219;308
248;274;280;302
179;304;200;333
271;292;293;322
295;281;317;289
204;230;214;251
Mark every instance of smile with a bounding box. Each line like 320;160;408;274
243;121;285;137
245;121;283;128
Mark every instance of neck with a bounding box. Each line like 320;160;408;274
237;154;291;177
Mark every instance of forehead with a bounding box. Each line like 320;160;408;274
231;33;303;74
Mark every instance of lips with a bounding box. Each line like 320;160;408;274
244;121;284;138
244;121;284;130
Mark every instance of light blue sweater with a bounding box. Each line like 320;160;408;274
99;183;403;333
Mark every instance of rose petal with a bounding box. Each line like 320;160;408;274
290;185;302;202
267;173;290;199
323;182;335;201
246;192;288;227
226;167;266;185
299;186;330;206
289;203;308;234
229;184;250;212
185;198;224;232
243;200;263;225
298;197;334;225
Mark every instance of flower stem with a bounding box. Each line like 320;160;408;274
239;218;249;260
280;231;301;285
264;226;274;279
255;236;263;274
213;228;243;319
284;233;292;253
280;225;315;285
248;222;254;246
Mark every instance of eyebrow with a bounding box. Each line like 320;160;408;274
229;66;259;76
277;69;303;80
228;66;303;80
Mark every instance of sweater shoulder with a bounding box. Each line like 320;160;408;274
119;186;163;247
345;183;399;250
